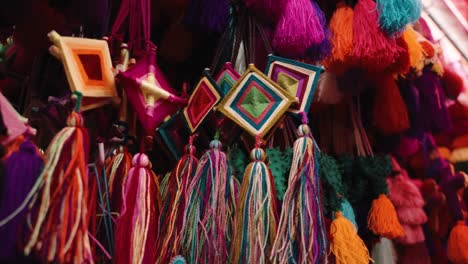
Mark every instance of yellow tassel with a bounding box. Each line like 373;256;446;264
367;194;404;239
330;212;372;264
447;221;468;264
402;26;424;74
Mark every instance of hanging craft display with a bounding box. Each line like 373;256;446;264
47;31;118;111
117;47;187;132
217;64;296;137
265;54;322;116
183;69;221;133
214;62;241;96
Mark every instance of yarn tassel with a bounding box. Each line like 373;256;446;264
0;140;43;261
372;74;410;134
231;138;278;263
305;1;332;61
271;123;327;263
340;199;358;229
184;0;230;33
180;139;236;264
367;194;405;239
376;0;421;36
105;146;132;213
114;153;161;264
402;26;425;74
157;136;199;264
273;0;325;57
352;0;404;71
330;212;371;264
447;221;468;264
4;111;94;264
371;237;397;264
324;2;354;75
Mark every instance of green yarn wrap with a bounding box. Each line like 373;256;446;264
266;147;293;200
318;152;345;217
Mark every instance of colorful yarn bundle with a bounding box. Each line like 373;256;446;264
114;153;161;264
0;140;43;261
305;1;332;61
231;138;278;263
367;194;405;239
324;2;354;75
271;123;327;263
401;26;425;74
273;0;325;57
352;0;404;72
20;110;93;263
157;136;199;264
105;146;132;213
372;74;410;135
330;211;371;264
180;139;236;264
376;0;421;36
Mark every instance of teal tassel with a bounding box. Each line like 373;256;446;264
377;0;422;36
339;199;359;229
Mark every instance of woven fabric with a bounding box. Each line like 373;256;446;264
158;113;190;160
183;73;221;132
265;55;322;115
215;62;241;96
218;64;295;137
49;31;117;111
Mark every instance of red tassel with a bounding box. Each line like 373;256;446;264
114;153;161;264
372;75;410;134
105;146;132;213
156;137;199;263
352;0;404;71
23;112;93;263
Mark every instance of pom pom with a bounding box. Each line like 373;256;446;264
330;212;371;264
367;194;405;239
352;0;404;71
447;221;468;264
372;75;410;134
273;0;325;57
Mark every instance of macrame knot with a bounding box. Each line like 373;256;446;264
67;112;85;127
132;153;150;168
209;139;222;150
297;124;310;137
250;148;266;162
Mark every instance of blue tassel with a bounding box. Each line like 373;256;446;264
377;0;422;36
339;199;359;229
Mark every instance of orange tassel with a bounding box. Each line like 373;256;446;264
447;221;468;264
324;2;354;75
402;26;424;73
372;75;410;134
330;212;372;264
367;194;405;239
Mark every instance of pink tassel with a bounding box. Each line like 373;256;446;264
397;224;426;244
273;0;325;57
352;0;404;71
114;153;161;264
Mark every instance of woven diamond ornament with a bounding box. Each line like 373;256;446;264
157;112;190;160
217;64;296;137
117;48;187;133
215;62;241;96
183;69;221;133
265;54;322;115
48;30;118;111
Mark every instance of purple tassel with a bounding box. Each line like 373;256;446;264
184;0;230;33
0;140;43;261
413;68;452;134
273;0;325;57
399;80;423;137
305;1;331;61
